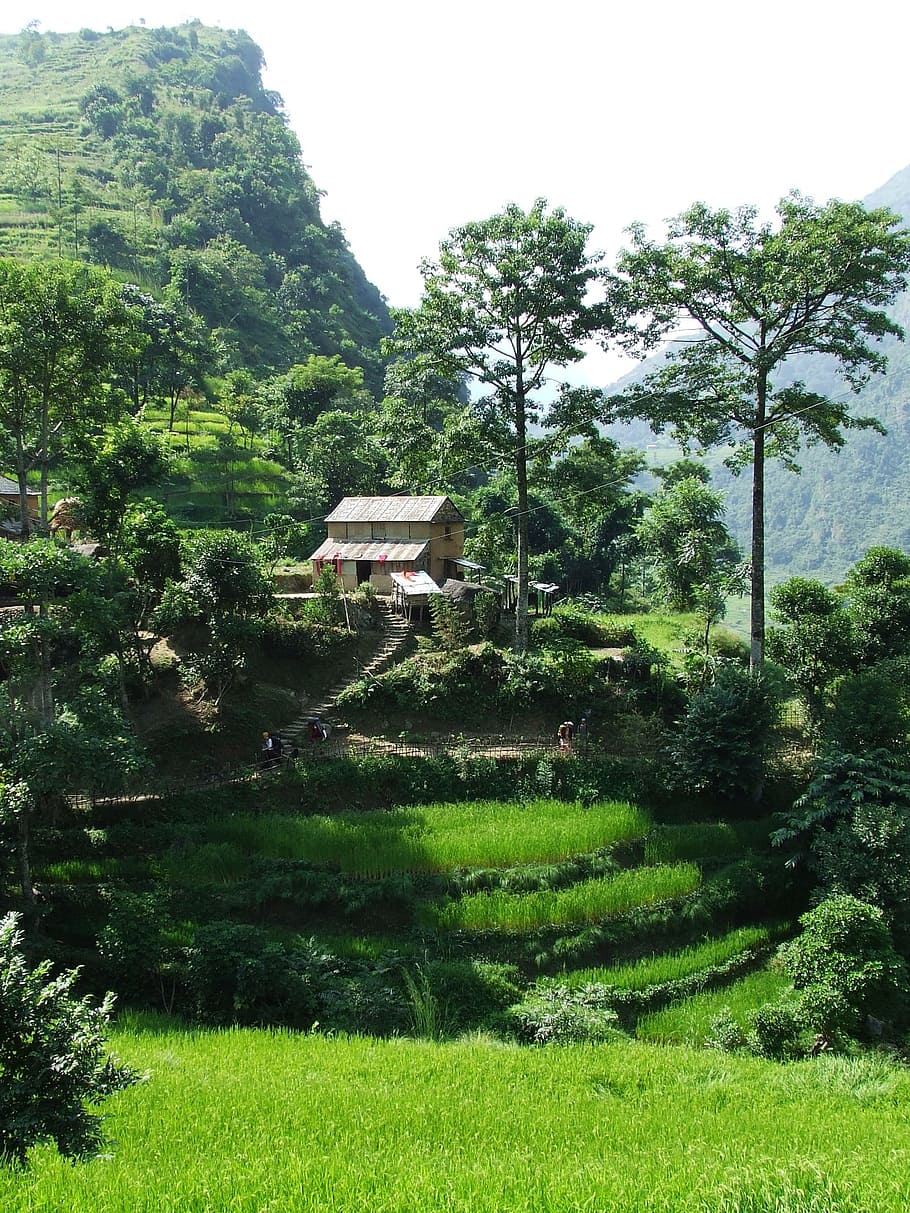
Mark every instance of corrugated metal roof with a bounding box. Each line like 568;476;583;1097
0;476;39;496
390;570;442;595
308;538;428;562
324;496;464;524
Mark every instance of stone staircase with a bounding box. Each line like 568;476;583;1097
280;600;411;748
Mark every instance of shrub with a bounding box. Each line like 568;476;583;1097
421;960;522;1034
184;923;341;1028
705;1006;747;1052
253;617;348;662
747;1001;806;1059
825;665;910;751
777;895;909;1037
96;889;180;1008
0;913;140;1166
669;665;778;801
506;983;625;1044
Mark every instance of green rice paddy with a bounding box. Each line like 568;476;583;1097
203;798;650;878
551;924;777;991
430;863;701;932
3;1019;908;1212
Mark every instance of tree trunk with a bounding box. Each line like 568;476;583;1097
16;803;37;927
514;384;530;655
15;434;31;541
750;374;767;672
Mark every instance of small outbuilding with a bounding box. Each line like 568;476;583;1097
0;475;40;540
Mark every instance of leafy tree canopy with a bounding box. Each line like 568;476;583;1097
613;194;910;667
390;199;614;651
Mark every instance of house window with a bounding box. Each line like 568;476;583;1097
444;525;452;541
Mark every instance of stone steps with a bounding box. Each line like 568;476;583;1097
279;603;411;743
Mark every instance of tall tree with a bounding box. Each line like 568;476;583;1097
390;200;611;651
614;195;910;667
538;435;647;594
0;260;145;535
636;473;740;612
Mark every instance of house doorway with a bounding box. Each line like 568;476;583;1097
356;560;372;585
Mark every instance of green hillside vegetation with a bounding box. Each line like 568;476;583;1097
0;22;390;385
3;23;910;1205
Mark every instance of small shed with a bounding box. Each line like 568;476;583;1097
0;475;40;539
446;555;486;581
390;569;443;622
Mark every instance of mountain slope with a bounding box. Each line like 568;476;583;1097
0;22;391;388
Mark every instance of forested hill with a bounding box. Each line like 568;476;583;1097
610;161;910;587
0;22;391;389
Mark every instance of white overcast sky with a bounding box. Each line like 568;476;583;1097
5;0;910;381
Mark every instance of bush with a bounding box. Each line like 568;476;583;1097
777;895;909;1037
747;1000;805;1059
184;922;341;1028
0;913;140;1166
420;960;522;1034
669;665;777;801
253;617;349;662
505;983;625;1044
705;1006;747;1052
825;665;910;751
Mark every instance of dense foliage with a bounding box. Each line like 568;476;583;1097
0;24;391;387
0;913;139;1165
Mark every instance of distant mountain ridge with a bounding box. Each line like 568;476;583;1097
0;22;391;388
606;162;910;585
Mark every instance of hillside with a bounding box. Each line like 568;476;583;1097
0;22;391;388
607;162;910;586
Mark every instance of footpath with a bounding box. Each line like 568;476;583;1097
278;599;411;751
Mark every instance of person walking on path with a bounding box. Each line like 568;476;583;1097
557;721;574;752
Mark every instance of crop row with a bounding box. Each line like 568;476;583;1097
552;923;780;992
196;798;650;878
427;863;701;932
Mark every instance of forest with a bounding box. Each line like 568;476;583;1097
2;20;910;1212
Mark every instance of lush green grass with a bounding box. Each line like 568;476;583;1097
35;857;150;882
200;799;651;879
3;1020;909;1212
643;819;771;864
636;968;792;1045
622;609;700;655
552;924;777;992
428;863;701;932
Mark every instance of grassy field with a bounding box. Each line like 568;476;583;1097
198;798;650;878
428;863;701;932
3;1018;909;1213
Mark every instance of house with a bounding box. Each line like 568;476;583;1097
308;495;466;593
0;475;40;540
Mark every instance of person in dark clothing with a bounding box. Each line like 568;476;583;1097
262;731;283;767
